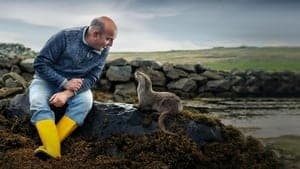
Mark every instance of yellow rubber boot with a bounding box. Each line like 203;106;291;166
56;116;78;142
34;119;61;160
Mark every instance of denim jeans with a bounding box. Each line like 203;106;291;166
29;75;93;126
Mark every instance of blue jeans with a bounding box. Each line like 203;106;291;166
29;75;93;126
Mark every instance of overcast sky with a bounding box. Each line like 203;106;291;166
0;0;299;52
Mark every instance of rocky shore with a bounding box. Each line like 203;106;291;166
1;43;299;104
0;43;294;168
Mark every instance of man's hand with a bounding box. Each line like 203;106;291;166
64;78;83;91
49;90;74;107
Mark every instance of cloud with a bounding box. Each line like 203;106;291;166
0;0;299;52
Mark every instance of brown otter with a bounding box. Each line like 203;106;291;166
134;71;183;135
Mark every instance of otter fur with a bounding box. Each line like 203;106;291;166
134;71;183;135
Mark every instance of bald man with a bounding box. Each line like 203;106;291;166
29;16;117;160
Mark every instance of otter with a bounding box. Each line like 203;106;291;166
134;71;183;135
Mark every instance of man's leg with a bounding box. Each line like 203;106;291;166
56;89;93;142
29;77;61;159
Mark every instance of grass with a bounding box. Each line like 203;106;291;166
108;46;300;72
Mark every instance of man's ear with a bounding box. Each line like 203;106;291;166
92;30;99;38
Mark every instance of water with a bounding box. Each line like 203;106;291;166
217;108;300;138
183;98;300;168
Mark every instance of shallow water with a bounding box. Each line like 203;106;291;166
184;98;300;168
217;108;300;138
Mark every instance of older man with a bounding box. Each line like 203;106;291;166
29;16;117;159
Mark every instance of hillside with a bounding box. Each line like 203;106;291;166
0;43;299;72
109;46;300;72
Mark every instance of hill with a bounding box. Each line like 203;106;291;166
109;46;300;72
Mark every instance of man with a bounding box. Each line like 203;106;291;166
29;16;117;160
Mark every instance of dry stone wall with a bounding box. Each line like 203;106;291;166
0;46;299;101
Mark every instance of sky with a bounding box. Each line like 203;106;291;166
0;0;299;52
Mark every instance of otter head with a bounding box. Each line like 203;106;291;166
134;71;152;90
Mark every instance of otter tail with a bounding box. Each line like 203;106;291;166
158;111;177;136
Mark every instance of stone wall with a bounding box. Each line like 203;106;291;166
1;52;300;102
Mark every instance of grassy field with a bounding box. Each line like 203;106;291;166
108;47;300;72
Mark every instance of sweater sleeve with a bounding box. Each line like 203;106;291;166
75;48;109;94
33;31;68;88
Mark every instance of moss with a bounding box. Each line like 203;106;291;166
93;90;113;102
180;109;222;127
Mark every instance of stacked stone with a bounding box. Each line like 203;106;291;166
0;43;299;101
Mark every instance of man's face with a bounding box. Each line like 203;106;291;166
95;29;116;51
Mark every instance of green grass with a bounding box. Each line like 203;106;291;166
108;47;300;72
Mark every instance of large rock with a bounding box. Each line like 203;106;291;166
206;79;231;92
4;92;223;147
106;65;132;82
106;58;128;66
201;70;223;80
19;58;34;73
136;67;166;86
174;64;196;73
167;78;197;92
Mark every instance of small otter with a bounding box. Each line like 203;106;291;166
134;71;183;135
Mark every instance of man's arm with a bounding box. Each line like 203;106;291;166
75;48;109;94
49;90;74;107
34;31;68;88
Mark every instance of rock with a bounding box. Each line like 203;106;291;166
113;82;137;103
201;70;223;80
162;63;173;72
130;60;162;70
136;67;166;86
4;92;224;147
97;78;112;92
206;79;231;92
0;87;24;99
20;73;33;82
1;72;27;89
0;69;9;79
165;68;188;80
10;65;22;74
106;58;128;66
106;65;132;82
4;91;30;118
195;63;206;73
174;64;196;73
186;121;222;146
167;78;197;92
188;73;207;84
19;58;35;73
